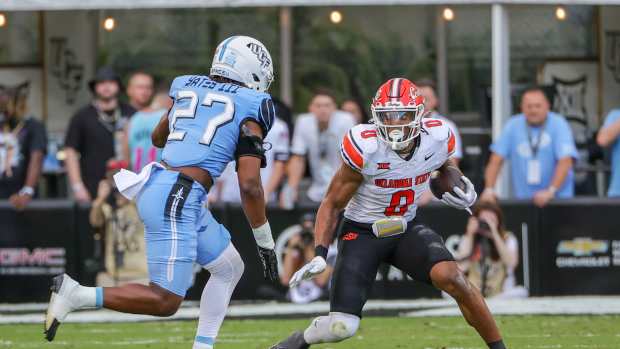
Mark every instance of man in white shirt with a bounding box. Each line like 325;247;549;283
284;90;355;205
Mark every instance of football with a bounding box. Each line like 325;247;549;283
429;165;466;199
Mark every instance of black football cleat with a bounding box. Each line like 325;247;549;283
270;331;310;349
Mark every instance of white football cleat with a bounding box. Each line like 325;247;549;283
44;274;81;341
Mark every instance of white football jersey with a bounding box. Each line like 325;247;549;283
340;119;456;224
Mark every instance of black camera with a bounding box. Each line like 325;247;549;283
300;228;314;246
477;221;492;238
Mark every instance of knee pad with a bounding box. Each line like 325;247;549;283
328;312;359;340
304;312;360;344
205;245;244;282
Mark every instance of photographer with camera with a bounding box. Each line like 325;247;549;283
280;213;335;303
89;161;148;287
454;201;526;298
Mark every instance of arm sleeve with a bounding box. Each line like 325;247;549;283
553;117;579;159
290;117;308;156
64;112;83;151
489;120;513;159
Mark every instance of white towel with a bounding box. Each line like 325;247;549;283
113;162;165;200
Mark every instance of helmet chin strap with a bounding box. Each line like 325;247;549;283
390;141;409;151
393;135;420;160
387;128;411;151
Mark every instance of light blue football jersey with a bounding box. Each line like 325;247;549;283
162;75;275;179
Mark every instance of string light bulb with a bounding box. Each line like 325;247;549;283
0;13;7;28
329;10;343;24
443;7;455;21
556;6;567;21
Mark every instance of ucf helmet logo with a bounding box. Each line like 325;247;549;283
247;43;271;69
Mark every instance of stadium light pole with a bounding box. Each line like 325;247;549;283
491;3;511;198
280;6;293;107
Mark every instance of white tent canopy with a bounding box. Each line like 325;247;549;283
3;0;620;11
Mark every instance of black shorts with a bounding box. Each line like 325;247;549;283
330;218;455;317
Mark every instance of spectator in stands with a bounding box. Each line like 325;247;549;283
0;82;47;210
597;108;620;197
89;163;148;287
416;79;463;165
126;71;154;111
64;66;136;203
123;87;172;172
454;201;526;299
283;89;355;206
341;98;366;124
210;101;290;205
279;213;335;303
481;87;578;207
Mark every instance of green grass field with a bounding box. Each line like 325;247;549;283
1;315;619;348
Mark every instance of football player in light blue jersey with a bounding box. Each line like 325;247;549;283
45;36;279;349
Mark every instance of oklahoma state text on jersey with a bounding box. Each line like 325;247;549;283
340;119;456;224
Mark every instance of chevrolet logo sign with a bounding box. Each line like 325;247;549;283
557;238;608;257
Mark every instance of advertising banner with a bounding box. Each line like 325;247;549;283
1;199;618;302
0;201;77;302
537;200;620;295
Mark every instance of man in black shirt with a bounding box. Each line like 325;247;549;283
64;67;136;202
0;81;47;210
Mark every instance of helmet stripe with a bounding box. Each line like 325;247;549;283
390;78;402;101
218;36;237;61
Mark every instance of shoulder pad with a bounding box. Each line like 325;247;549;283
422;118;451;141
352;124;380;154
340;124;378;172
422;118;455;156
168;75;192;98
256;95;276;134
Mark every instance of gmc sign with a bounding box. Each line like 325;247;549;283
0;248;66;275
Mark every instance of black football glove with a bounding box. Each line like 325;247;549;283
257;246;279;281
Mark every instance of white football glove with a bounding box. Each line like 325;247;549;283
441;176;477;210
289;256;327;288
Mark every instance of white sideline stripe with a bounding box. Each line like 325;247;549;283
403;296;620;317
2;297;620;324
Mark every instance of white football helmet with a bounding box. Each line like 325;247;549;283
210;36;274;93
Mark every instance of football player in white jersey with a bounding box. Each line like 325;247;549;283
271;78;506;349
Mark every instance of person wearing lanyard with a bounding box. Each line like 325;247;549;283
64;67;136;203
597;108;620;197
481;87;578;207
